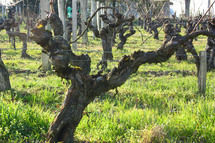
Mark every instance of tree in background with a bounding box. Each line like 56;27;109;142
185;0;191;17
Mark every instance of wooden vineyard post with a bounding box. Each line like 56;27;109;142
100;3;104;28
72;0;77;49
58;0;67;40
1;6;3;19
81;0;88;44
198;51;207;94
91;0;97;39
96;1;101;30
40;0;51;71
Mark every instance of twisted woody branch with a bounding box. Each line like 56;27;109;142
47;31;215;142
30;6;215;142
86;8;135;69
0;17;30;58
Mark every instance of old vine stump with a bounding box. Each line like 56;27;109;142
0;51;11;91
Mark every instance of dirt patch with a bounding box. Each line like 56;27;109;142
139;70;196;77
9;69;37;74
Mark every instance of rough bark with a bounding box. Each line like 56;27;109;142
87;10;135;69
100;21;114;61
206;21;215;70
77;14;82;36
49;13;64;36
181;20;200;71
183;40;199;69
151;20;159;40
15;16;21;32
117;22;136;50
66;19;72;42
175;46;187;61
164;23;187;61
31;10;91;76
10;28;16;50
46;81;93;142
201;20;208;31
0;50;11;92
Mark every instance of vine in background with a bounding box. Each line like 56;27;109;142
191;0;215;33
70;7;117;44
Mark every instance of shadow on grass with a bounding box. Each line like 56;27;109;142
8;68;37;75
7;88;37;105
92;70;200;116
137;70;196;77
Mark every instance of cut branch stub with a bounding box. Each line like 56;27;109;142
31;11;91;77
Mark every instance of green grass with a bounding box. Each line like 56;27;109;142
0;97;53;142
1;23;215;142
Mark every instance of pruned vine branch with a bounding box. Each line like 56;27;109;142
70;7;117;44
140;19;168;46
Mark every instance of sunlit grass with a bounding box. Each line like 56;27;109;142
1;22;215;142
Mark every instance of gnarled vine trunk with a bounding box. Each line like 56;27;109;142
101;27;114;60
117;22;136;50
30;4;215;142
7;31;30;58
47;82;92;142
0;16;31;58
87;9;135;69
45;31;215;142
0;50;11;92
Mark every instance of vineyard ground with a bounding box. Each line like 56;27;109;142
1;24;215;142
